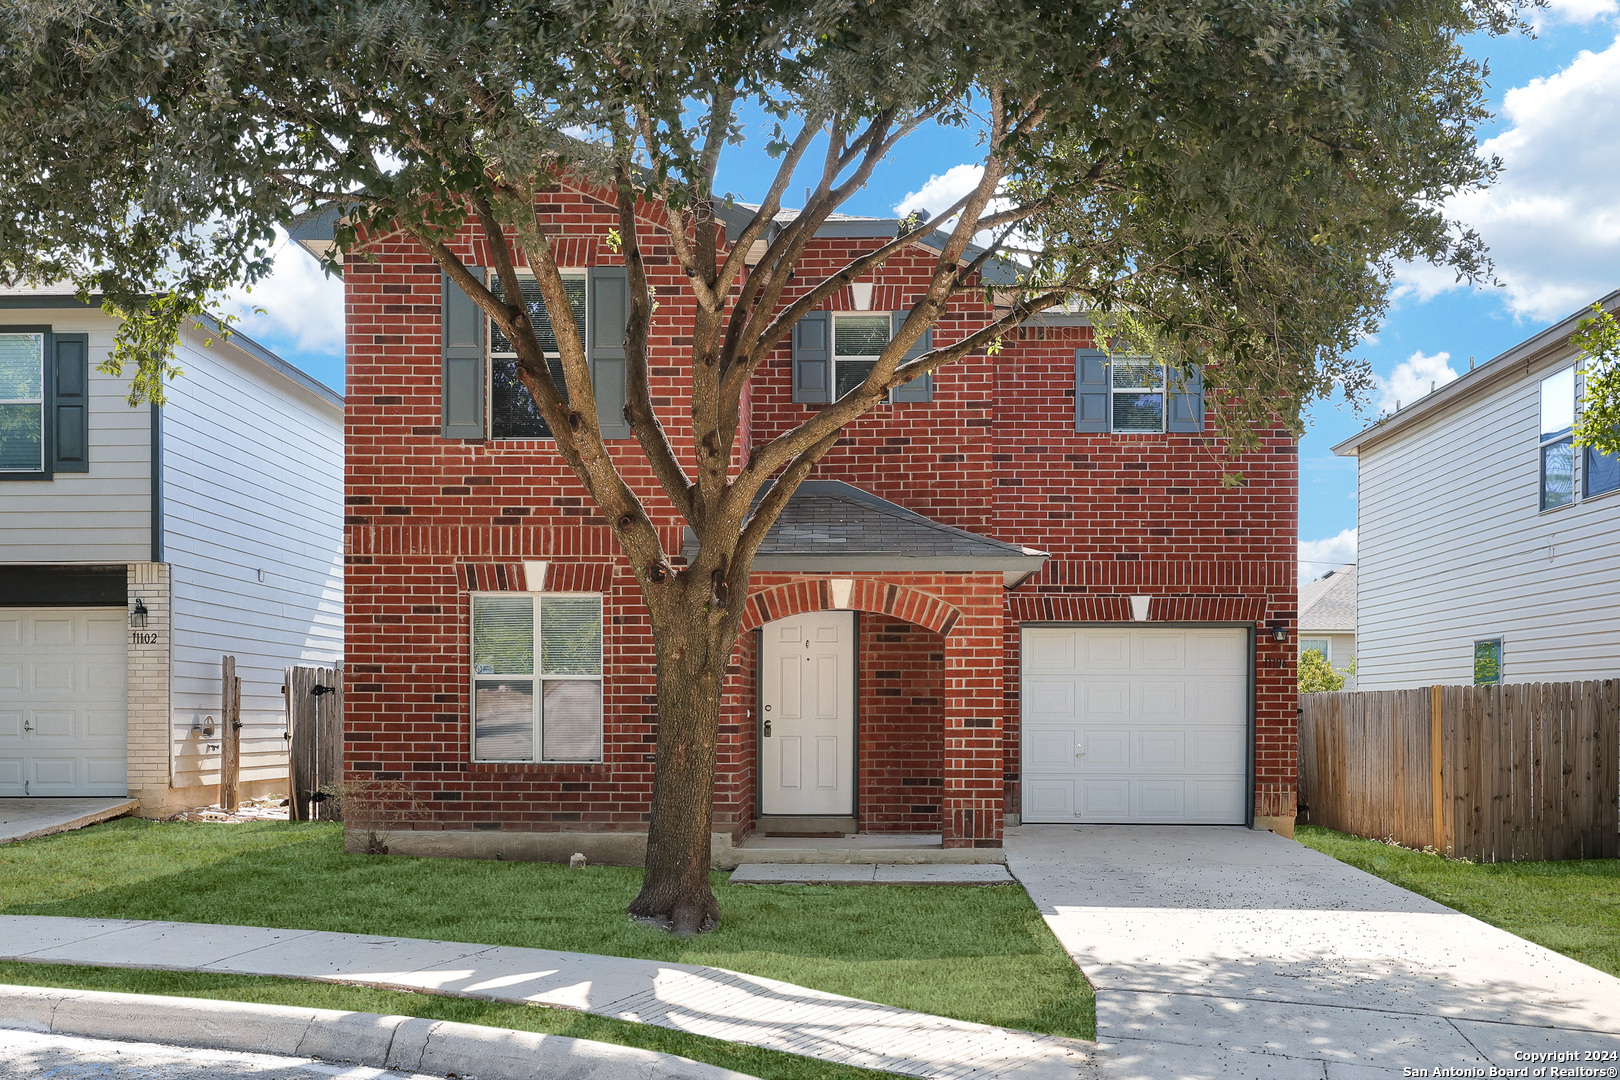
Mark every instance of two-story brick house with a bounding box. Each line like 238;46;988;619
302;178;1297;864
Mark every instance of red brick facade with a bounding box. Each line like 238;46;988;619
342;181;1298;856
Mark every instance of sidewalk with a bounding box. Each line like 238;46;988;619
0;915;1096;1080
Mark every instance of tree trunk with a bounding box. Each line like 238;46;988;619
627;607;730;934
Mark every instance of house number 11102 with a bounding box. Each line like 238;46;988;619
131;632;159;645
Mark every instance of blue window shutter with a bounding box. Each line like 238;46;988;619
52;333;90;472
441;266;486;439
792;311;831;404
588;266;632;438
889;310;933;402
1167;365;1205;433
1075;348;1109;433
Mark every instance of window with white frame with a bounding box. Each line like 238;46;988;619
471;593;603;762
1539;367;1575;511
1581;362;1620;498
489;273;587;439
832;313;892;400
0;333;45;472
1111;355;1165;433
1299;638;1332;664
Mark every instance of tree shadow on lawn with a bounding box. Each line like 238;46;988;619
0;819;1094;1039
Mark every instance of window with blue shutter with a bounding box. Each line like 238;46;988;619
792;311;832;404
52;333;89;472
1074;348;1109;433
889;310;934;403
1166;365;1205;433
0;328;50;476
441;268;487;439
488;272;586;439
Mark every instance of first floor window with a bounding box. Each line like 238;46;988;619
1539;367;1575;510
833;313;892;400
471;593;603;762
0;332;44;472
489;273;587;439
1473;638;1503;686
1111;355;1165;432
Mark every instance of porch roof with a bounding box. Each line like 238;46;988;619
686;480;1047;587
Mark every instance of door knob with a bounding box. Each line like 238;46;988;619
1075;742;1085;757
763;719;773;738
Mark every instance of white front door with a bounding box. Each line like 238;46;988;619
760;611;855;816
1021;626;1249;824
0;608;129;797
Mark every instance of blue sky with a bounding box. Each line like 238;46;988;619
226;9;1620;581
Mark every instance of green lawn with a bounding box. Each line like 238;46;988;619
0;818;1093;1070
1296;824;1620;977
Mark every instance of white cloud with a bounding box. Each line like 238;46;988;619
1374;350;1461;412
1398;37;1620;322
1539;0;1616;28
894;163;985;220
216;230;344;358
1300;528;1357;583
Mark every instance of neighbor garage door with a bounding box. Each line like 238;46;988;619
0;608;128;797
1020;626;1249;824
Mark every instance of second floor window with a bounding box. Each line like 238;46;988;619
490;273;587;439
1539;367;1575;511
833;314;892;400
1111;356;1165;433
0;332;45;472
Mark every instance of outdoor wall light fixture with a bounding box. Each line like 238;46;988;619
1269;622;1289;643
130;598;148;629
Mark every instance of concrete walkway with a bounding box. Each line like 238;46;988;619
729;863;1013;884
0;915;1096;1080
0;797;137;844
1006;825;1620;1080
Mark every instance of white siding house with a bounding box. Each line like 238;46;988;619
1334;290;1620;691
0;288;343;814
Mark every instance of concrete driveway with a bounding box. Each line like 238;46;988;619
1007;825;1620;1079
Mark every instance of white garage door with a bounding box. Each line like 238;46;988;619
0;608;128;797
1021;627;1249;824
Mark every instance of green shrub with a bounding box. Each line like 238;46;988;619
1299;647;1345;693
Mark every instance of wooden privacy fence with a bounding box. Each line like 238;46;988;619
284;665;343;822
1300;681;1620;862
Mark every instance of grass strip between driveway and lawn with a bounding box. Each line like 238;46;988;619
1295;824;1620;978
0;817;1095;1070
0;960;895;1080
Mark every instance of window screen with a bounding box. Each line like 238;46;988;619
1586;445;1620;498
1111;356;1164;433
490;274;586;439
0;333;45;472
470;593;604;762
833;314;891;400
1540;368;1575;511
1473;639;1503;685
1299;638;1331;663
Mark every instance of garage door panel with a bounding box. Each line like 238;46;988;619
1080;780;1130;817
1080;632;1128;670
1135;782;1186;816
1026;780;1074;818
1136;731;1185;769
1027;679;1075;721
1024;632;1076;672
0;607;127;797
1028;728;1077;769
1136;634;1185;668
1080;681;1129;719
1078;729;1128;768
1137;681;1187;720
1022;626;1248;825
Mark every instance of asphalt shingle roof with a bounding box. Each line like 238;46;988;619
684;481;1047;582
1299;563;1356;633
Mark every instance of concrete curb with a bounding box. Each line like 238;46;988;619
0;983;760;1080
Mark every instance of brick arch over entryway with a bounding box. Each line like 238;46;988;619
740;579;963;637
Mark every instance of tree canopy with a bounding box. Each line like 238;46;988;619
0;0;1526;932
